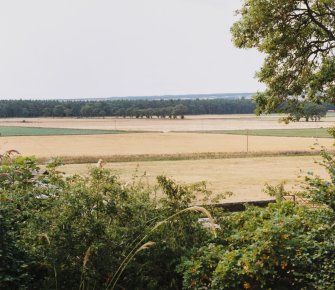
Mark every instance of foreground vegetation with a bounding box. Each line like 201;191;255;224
1;150;335;289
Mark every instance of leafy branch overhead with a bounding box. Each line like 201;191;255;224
231;0;335;114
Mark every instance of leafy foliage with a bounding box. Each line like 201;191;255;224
178;202;335;289
279;101;327;122
0;153;219;290
2;149;335;289
231;0;335;114
178;150;335;289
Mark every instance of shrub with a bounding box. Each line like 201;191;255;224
0;153;219;289
2;149;335;289
177;151;335;289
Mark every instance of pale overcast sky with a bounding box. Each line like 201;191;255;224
0;0;265;99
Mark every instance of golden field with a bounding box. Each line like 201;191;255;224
1;115;333;202
1;114;335;131
60;156;328;202
1;133;333;158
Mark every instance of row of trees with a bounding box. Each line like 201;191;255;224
0;98;256;118
0;98;330;120
1;149;335;289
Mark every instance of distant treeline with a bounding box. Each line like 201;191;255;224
0;98;256;118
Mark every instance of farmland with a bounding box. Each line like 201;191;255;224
2;132;334;160
1;114;333;203
0;126;124;136
1;113;335;131
3;1;335;287
195;128;333;138
60;156;328;202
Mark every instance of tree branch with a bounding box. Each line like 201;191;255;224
303;0;335;41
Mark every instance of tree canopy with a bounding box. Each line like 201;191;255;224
231;0;335;115
0;98;256;118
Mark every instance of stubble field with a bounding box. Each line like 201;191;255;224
1;132;334;159
1;114;335;131
1;114;333;202
60;156;328;202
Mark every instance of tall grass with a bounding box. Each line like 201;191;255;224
106;206;216;290
36;149;334;165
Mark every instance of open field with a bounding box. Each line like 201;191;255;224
0;126;332;139
0;126;125;136
60;156;328;202
1;114;335;132
195;128;333;138
1;133;334;159
1;115;334;202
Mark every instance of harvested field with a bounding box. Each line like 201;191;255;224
1;114;335;132
196;128;333;138
60;156;328;202
1;115;334;203
1;133;333;159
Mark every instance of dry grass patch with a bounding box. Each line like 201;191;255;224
60;156;328;203
1;133;333;159
36;150;333;164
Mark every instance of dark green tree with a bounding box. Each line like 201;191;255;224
172;104;187;119
80;104;94;117
302;102;327;121
52;105;66;117
279;101;327;122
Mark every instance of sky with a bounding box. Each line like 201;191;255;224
0;0;265;99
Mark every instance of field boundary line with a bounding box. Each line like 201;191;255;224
36;150;332;164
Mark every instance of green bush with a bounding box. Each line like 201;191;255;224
178;202;335;289
177;151;335;290
2;149;335;289
0;153;218;290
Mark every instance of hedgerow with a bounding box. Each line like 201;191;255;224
1;150;335;289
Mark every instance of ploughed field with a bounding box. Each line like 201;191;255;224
1;114;333;202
